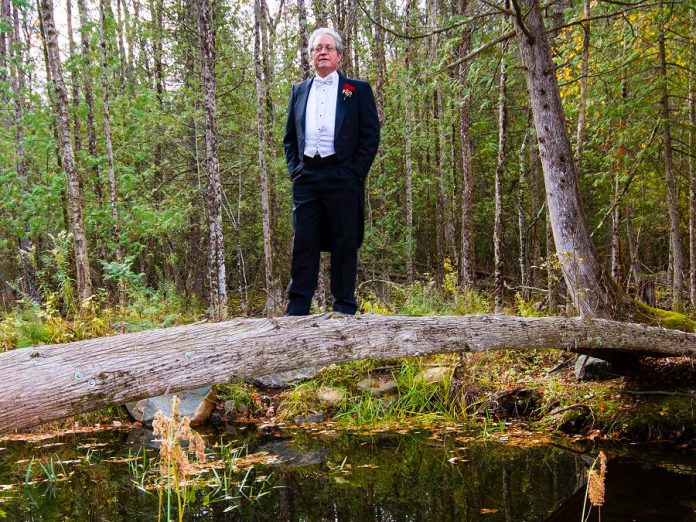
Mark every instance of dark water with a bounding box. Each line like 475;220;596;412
0;424;695;521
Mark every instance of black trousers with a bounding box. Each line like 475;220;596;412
287;156;360;315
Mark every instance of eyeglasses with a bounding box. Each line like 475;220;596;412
312;44;337;54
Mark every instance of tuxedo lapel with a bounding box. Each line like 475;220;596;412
296;78;313;138
334;73;347;141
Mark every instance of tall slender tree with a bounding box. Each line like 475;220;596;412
493;27;509;313
689;12;696;308
254;0;281;316
657;0;683;311
40;0;92;305
198;0;227;320
100;0;125;305
458;0;475;287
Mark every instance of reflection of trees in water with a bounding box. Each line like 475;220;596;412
2;429;695;520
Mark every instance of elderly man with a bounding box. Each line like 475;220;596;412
283;28;380;316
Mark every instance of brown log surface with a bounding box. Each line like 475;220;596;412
1;314;695;433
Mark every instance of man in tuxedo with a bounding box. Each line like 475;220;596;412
283;28;380;316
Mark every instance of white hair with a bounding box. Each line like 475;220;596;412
307;27;344;57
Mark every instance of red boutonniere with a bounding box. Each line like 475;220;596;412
342;83;356;100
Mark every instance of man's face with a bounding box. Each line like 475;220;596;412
311;34;342;77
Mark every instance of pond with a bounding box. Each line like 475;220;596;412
0;422;694;521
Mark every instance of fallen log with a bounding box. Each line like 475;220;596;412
1;313;695;433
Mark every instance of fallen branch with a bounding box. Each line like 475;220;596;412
1;313;696;433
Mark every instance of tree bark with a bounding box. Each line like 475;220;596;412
0;0;8;124
574;0;590;173
40;0;92;305
198;0;227;320
494;35;509;313
2;313;696;433
658;0;684;311
514;0;617;320
100;0;125;306
121;0;135;79
689;12;695;308
518;128;531;298
297;0;310;80
66;0;81;154
458;0;475;288
114;0;127;87
254;0;282;316
404;0;415;283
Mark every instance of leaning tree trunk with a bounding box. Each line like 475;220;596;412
254;0;282;316
40;0;92;305
100;0;125;306
2;313;696;433
658;0;684;312
513;0;618;320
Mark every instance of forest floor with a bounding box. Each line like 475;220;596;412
211;350;696;445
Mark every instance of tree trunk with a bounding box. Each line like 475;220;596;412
114;0;127;87
2;313;696;433
689;12;695;308
658;0;684;311
518;128;531;298
254;0;282;316
40;0;92;305
514;0;617;320
66;0;81;154
0;0;8;124
574;0;590;173
100;0;125;306
121;0;135;79
404;0;415;283
528;128;542;289
198;0;227;320
494;35;509;313
458;0;475;287
77;0;103;202
297;0;310;80
546;210;559;314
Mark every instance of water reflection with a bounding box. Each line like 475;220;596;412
0;426;694;521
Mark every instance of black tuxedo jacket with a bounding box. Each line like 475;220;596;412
283;72;380;248
283;72;380;182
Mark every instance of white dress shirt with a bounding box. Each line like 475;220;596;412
304;70;338;158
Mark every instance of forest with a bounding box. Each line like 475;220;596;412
0;0;694;324
2;3;696;518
